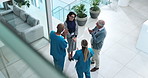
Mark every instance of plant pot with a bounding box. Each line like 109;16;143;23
76;17;87;26
90;8;100;19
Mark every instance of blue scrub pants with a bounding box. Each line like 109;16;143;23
76;69;91;78
53;57;65;71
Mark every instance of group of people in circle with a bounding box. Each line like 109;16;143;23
50;12;107;78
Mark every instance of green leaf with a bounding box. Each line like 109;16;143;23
72;4;87;18
91;0;100;11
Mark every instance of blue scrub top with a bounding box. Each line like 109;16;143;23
50;31;68;59
73;48;94;72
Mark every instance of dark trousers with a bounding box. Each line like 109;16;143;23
53;57;65;71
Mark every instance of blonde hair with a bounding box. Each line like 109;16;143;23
81;39;89;62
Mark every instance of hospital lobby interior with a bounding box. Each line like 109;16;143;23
0;0;148;78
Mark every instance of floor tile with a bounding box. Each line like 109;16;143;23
126;52;148;78
117;33;141;53
114;67;144;78
98;54;124;78
104;43;137;65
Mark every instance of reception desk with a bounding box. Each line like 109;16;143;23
136;20;148;53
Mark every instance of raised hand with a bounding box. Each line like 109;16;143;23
88;28;93;34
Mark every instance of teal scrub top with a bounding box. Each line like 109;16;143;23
73;48;94;72
50;31;68;59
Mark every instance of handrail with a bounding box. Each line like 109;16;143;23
59;0;77;5
52;6;64;14
51;0;111;21
52;6;62;12
60;0;77;10
51;0;78;21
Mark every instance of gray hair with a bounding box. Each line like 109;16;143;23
97;20;105;27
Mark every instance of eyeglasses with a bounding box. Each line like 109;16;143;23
70;16;75;18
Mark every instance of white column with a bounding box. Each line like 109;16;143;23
118;0;130;6
45;0;53;39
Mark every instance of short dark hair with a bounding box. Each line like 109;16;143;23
57;23;64;33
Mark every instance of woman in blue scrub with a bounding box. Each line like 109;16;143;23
73;39;94;78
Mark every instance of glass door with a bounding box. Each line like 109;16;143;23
28;0;50;40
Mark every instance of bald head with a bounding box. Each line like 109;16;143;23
57;23;65;34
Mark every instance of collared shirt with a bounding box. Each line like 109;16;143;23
99;27;105;31
90;26;107;50
91;26;104;35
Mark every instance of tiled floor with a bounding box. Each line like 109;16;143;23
38;1;148;78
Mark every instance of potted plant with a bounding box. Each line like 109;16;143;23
72;4;87;26
14;0;30;8
90;0;101;19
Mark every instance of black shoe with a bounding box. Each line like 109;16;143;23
91;67;99;72
69;58;74;61
71;58;74;61
68;58;72;61
91;61;95;64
